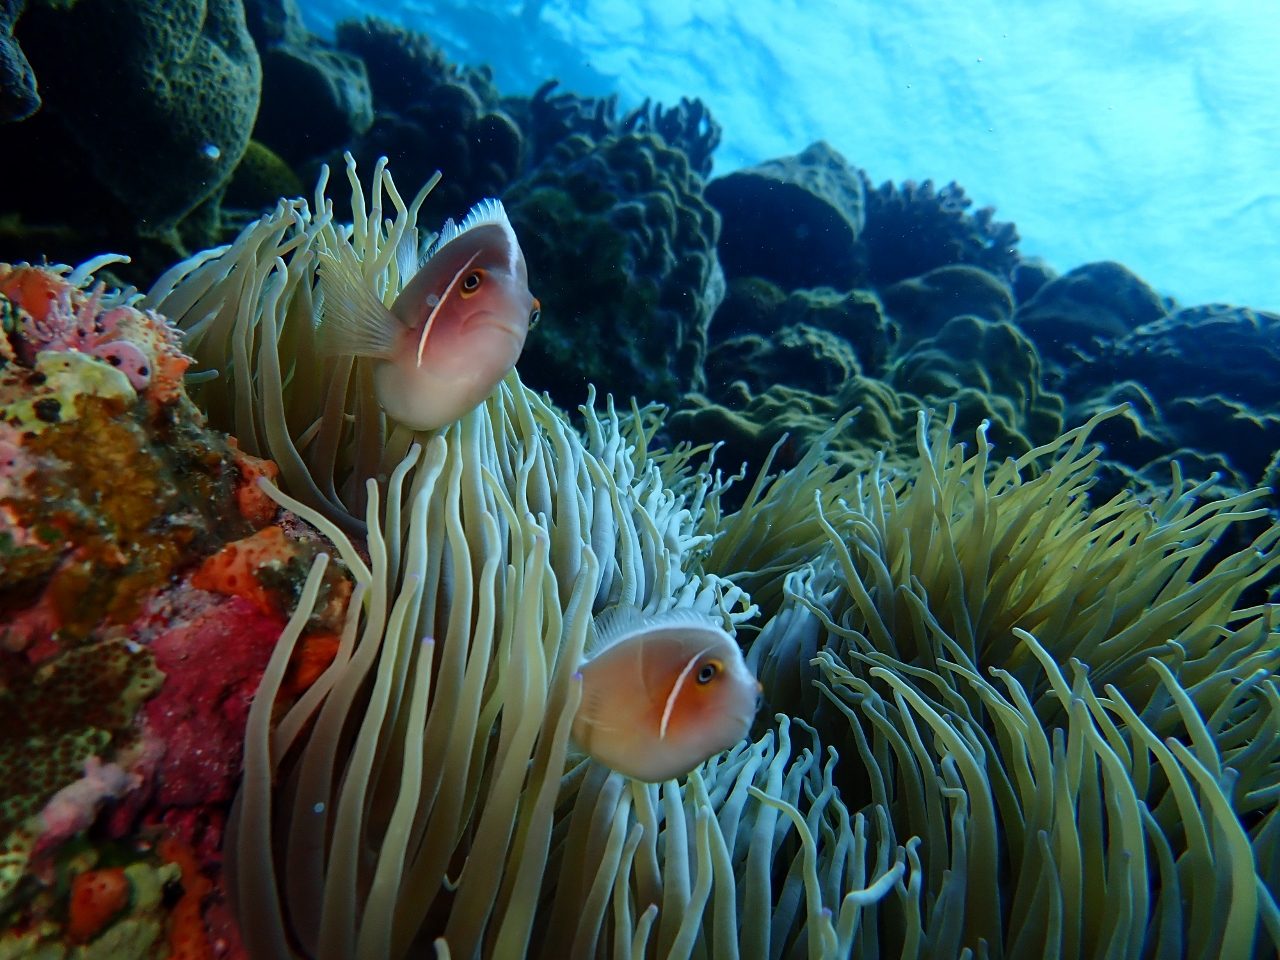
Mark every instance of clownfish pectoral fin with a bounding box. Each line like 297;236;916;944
315;244;401;360
393;230;426;286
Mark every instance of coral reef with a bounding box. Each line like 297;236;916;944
860;174;1021;287
334;16;521;225
0;262;232;644
1061;303;1280;484
1;0;263;286
0;11;1277;954
503;133;723;408
521;81;722;178
880;262;1016;346
668;378;911;480
889;313;1065;452
705;140;867;290
13;0;261;233
708;278;892;379
1016;259;1169;367
223;140;306;213
251;21;373;170
0;262;357;952
0;0;36;122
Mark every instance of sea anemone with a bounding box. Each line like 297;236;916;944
152;158;895;957
148;157;1279;958
737;408;1280;956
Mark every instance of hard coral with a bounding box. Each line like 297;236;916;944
705;140;867;290
13;0;261;233
861;175;1020;287
525;81;722;177
335;16;519;225
0;0;38;122
1015;259;1168;367
505;132;723;408
0;637;161;901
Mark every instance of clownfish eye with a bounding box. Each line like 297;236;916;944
696;660;722;685
460;270;485;296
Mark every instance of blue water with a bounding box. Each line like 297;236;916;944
302;0;1280;312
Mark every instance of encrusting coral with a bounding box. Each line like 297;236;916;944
145;156;1279;958
0;256;362;953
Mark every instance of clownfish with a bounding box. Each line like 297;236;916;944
315;198;540;431
571;605;763;783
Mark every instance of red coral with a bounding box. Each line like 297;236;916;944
142;593;284;809
67;866;131;943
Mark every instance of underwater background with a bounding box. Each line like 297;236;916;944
1;0;1278;958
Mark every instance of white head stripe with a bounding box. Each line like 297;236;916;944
415;249;482;368
658;645;716;740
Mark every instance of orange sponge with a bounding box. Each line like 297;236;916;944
190;526;292;616
67;866;131;943
159;837;213;960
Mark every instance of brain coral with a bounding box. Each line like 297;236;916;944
504;132;724;409
15;0;261;232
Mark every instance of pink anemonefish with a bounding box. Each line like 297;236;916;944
571;605;763;783
316;198;540;430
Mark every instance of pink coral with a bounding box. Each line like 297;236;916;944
35;756;142;854
0;263;191;404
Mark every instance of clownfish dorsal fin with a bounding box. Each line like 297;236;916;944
424;217;459;260
584;604;727;662
423;198;519;273
315;241;401;359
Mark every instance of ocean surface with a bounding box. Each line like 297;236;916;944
304;0;1280;312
